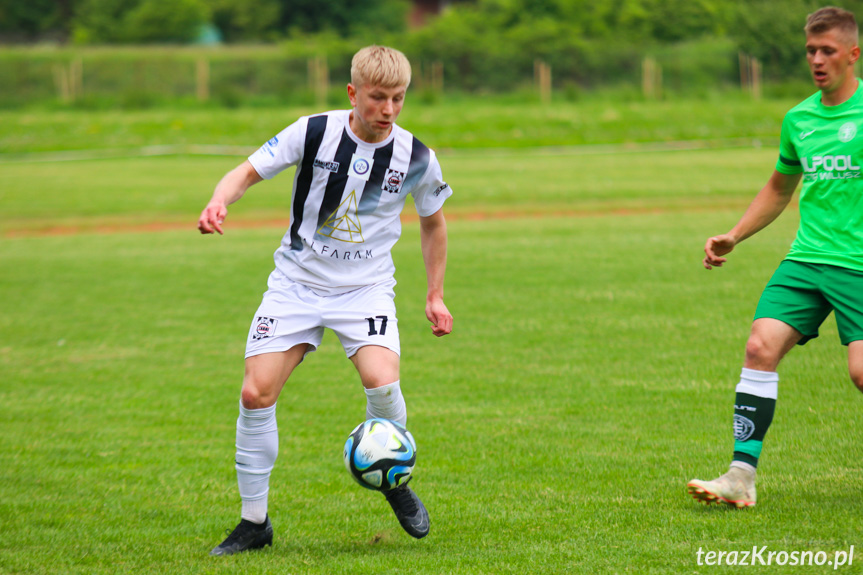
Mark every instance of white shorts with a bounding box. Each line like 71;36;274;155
244;270;400;360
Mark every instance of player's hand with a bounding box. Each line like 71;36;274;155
198;202;228;235
703;234;736;270
426;297;453;337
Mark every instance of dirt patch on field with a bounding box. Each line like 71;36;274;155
3;202;754;239
3;210;655;238
4;219;287;238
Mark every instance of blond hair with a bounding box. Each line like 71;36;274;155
805;6;859;46
350;45;411;89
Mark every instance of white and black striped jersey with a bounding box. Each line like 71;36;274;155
248;110;452;295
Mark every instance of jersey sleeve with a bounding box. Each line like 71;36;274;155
247;118;307;180
410;149;452;217
775;112;803;175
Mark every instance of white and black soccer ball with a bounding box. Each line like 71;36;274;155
343;418;417;491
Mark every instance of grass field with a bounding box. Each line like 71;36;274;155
0;95;794;154
2;101;862;574
1;145;772;235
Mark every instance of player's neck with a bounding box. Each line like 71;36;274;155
348;111;393;144
822;74;859;107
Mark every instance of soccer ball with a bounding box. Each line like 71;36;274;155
343;418;417;491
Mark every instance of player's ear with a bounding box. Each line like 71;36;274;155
347;83;358;107
852;45;861;65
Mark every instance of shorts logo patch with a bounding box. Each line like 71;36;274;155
733;414;756;441
252;316;278;340
433;182;449;196
382;169;405;194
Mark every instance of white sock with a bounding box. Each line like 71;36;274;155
365;380;407;427
235;401;278;524
737;367;779;399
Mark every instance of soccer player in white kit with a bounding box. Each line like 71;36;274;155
198;45;453;555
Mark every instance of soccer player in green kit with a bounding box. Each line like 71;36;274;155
688;6;863;508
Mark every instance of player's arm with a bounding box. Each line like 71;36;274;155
419;208;453;337
198;160;263;235
703;170;802;269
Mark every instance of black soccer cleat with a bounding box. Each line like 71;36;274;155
383;480;430;539
209;515;274;556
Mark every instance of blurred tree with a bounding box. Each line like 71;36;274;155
206;0;281;42
72;0;209;43
281;0;409;37
730;0;863;79
71;0;131;43
731;0;816;80
8;0;863;74
647;0;724;42
124;0;210;42
0;0;66;39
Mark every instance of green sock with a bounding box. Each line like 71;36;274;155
732;368;778;468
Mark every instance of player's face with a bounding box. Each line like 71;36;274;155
348;83;406;143
806;29;860;95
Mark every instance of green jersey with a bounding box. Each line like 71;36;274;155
775;78;863;271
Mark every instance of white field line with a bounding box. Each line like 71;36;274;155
0;138;777;164
0;145;255;163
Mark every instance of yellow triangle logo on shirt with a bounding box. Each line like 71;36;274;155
318;191;364;243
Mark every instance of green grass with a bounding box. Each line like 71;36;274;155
2;104;862;573
0;96;797;155
3;212;862;574
1;146;774;235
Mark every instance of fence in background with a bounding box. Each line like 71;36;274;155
0;45;771;109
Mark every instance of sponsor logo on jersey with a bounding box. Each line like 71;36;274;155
261;136;279;158
313;158;340;172
800;129;816;140
348;154;374;181
313;191;376;259
318;190;364;244
308;241;374;260
733;414;756;442
839;122;857;142
801;154;862;181
382;169;405;194
433;182;449;196
252;316;278;340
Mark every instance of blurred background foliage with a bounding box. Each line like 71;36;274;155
2;0;863;108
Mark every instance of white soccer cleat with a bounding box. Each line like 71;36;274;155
687;465;756;508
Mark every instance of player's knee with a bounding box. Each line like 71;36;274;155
850;372;863;393
240;383;274;410
744;335;780;370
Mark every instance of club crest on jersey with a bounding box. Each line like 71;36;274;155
348;154;374;181
839;122;857;142
252;316;278;340
382;169;406;194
